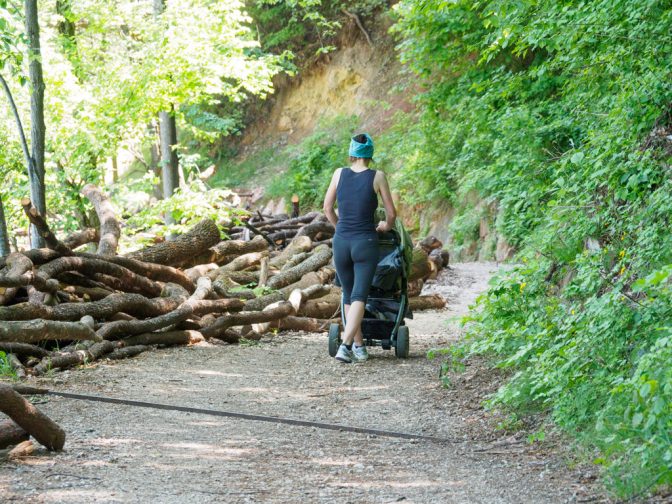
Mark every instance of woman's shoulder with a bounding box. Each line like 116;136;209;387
373;169;387;182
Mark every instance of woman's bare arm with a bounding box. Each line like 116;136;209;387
375;171;396;232
322;168;342;227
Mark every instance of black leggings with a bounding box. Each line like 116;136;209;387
333;236;379;305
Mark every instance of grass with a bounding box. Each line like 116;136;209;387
209;146;290;189
0;351;18;379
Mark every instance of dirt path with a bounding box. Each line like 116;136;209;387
0;263;604;503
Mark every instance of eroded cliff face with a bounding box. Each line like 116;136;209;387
234;18;411;157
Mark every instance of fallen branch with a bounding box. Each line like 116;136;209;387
81;184;120;256
0;384;66;450
0;342;50;358
62;228;99;250
33;340;115;375
21;198;72;255
0;319;100;344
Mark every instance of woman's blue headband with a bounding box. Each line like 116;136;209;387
349;134;374;158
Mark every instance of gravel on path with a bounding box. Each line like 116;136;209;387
0;263;608;503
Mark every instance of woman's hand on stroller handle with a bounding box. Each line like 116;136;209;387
376;220;392;233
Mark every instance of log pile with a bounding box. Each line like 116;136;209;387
0;190;449;377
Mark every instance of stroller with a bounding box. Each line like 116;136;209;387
328;216;413;359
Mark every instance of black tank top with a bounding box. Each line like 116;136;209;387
335;168;378;239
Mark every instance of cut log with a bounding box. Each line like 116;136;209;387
258;257;269;287
271;316;338;333
0;420;29;449
0;384;66;450
33;340;115;376
8;440;35;459
0;253;34;288
0;291;187;322
298;293;341;319
21;198;72;256
0;248;59;270
430;248;450;268
419;235;443;253
251;287;313;333
81;184;120;256
213;270;259;285
269;236;312;269
281;252;309;271
295;220;334;240
266;229;298;243
409;294;446;310
407;279;424;298
126;219;221;267
0;342;50;358
184;263;218;282
291;194;300;218
217;250;268;273
62;227;99;250
97;296;243;340
35;256;163;296
0;319;100;343
243;269;333;312
202;302;296;339
311;238;333;249
107;345;151;360
189;235;268;266
122;330;204;347
409;247;432;282
77;253;195;293
267;245;332;289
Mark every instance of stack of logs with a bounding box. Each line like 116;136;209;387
0;186;449;379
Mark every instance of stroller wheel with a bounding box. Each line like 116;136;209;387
328;323;341;357
395;325;409;359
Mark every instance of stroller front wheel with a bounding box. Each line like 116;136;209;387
395;325;409;358
328;323;341;357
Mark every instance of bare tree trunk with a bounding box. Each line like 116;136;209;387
25;0;47;249
153;0;178;223
159;108;179;209
150;139;162;199
0;194;10;257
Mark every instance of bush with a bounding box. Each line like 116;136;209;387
392;0;672;497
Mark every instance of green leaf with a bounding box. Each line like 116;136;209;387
631;412;644;428
570;152;584;165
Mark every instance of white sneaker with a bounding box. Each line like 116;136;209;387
335;344;353;363
352;344;369;362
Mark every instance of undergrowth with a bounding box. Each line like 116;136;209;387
392;0;672;498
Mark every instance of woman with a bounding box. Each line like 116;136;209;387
323;133;397;363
